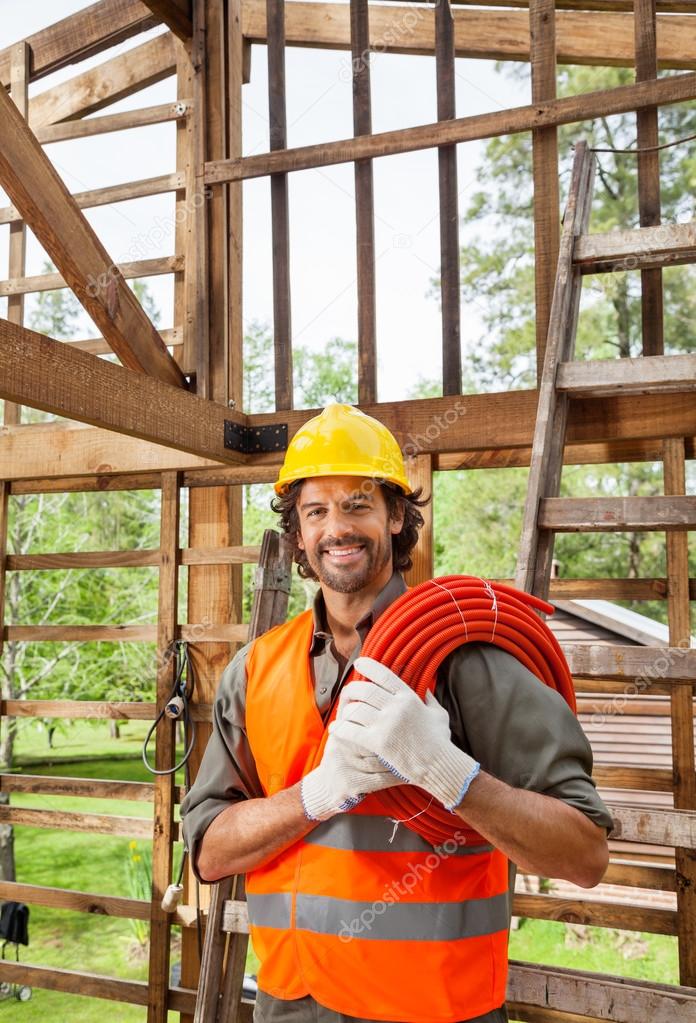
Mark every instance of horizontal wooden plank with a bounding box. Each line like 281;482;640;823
0;320;247;466
206;68;696;182
64;327;183;357
2;699;157;719
28;34;177;130
578;698;673;717
557;354;696;398
438;436;696;471
0;880;151;920
7;549;161;570
6;545;261;570
513;892;677;934
4;625;157;642
564;644;696;683
140;0;193;41
0;172;187;227
592;765;675;792
540;496;696;531
179;624;249;643
0;805;153;838
574;677;674;696
244;2;696;69
0;773;155;801
575;223;696;274
0;961;200;1015
0;255;184;298
507;960;696;1022
0;0;157;86
595;860;676;891
608;804;696;848
34;102;189;146
1;698;213;723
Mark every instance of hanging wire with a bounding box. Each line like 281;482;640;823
141;640;197;776
590;131;696;155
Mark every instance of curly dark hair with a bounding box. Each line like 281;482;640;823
270;478;431;580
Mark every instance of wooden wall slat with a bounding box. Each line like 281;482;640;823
351;0;378;404
634;0;664;356
529;0;560;385
0;879;151;920
435;0;461;396
267;0;293;411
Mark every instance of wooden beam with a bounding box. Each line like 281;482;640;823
0;805;153;839
539;495;696;531
351;0;378;404
507;961;696;1022
1;774;155;799
513;892;677;934
28;33;177;130
563;643;696;683
0;880;151;920
5;42;30;429
267;0;294;410
140;0;193;41
664;438;696;985
0;87;184;387
404;453;433;585
242;1;696;69
33;101;189;145
635;0;665;356
0;173;186;228
0;256;184;298
609;803;696;848
147;472;179;1023
575;222;696;273
529;0;560;385
206;70;696;182
0;319;247;464
557;353;696;396
0;482;8;659
0;0;158;87
436;0;461;396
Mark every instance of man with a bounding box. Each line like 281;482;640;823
181;402;612;1023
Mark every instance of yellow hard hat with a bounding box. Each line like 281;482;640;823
274;403;411;495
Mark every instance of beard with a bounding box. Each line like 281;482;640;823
305;526;393;594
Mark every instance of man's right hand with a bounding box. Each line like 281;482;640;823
300;731;402;821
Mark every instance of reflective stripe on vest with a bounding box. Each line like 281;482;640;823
244;608;511;1023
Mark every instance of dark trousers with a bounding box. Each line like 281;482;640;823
253;990;509;1023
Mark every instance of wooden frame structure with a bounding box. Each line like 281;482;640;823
0;1;695;1021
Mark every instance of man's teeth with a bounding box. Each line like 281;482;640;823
326;546;362;556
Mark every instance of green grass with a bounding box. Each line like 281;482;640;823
1;721;680;1018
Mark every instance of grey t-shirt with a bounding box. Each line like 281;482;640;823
181;571;613;1023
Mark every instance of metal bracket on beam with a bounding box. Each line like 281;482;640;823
253;565;292;595
224;421;288;454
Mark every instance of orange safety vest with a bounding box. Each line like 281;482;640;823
245;610;511;1023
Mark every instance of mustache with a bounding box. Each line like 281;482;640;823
319;536;369;553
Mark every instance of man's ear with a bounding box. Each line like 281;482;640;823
389;503;406;536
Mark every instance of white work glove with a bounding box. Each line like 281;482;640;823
300;730;403;822
330;655;480;812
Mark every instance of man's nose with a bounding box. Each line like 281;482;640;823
324;505;354;536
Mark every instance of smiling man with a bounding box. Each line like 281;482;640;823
180;403;612;1023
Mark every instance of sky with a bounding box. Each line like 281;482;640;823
0;0;529;404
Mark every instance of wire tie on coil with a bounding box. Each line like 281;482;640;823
430;580;468;640
480;578;499;640
387;796;436;844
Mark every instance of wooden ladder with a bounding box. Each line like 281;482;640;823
513;139;696;992
192;528;293;1023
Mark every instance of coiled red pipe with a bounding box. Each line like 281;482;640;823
347;575;575;847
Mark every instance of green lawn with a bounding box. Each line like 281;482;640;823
1;720;680;1019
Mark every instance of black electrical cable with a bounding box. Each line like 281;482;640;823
141;641;197;776
590;131;696;155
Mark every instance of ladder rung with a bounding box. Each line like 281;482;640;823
539;496;696;532
562;643;696;683
574;222;696;275
557;353;696;398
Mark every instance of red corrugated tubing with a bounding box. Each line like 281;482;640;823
347;575;575;847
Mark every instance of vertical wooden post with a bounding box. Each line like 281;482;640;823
147;471;180;1023
529;0;560;386
175;42;195;376
181;3;245;1017
664;438;696;985
634;0;664;356
4;42;30;427
187;0;211;398
267;0;293;410
350;0;377;405
404;454;433;586
207;0;230;403
435;0;461;397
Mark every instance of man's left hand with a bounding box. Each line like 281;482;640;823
330;655;480;811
